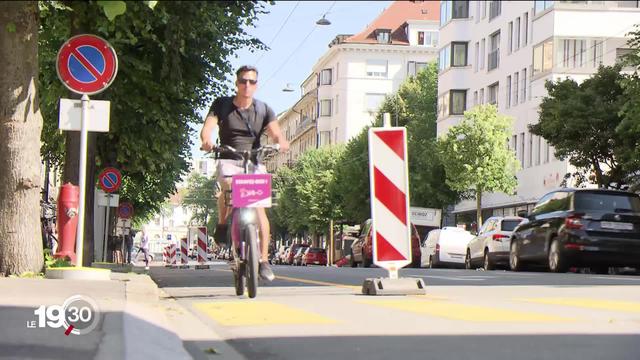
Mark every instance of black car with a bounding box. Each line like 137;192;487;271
510;189;640;273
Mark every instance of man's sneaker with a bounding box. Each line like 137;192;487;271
259;260;275;281
214;224;228;246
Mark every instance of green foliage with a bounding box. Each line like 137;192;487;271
438;104;519;223
332;128;371;224
182;172;218;230
96;1;127;20
43;249;71;268
530;65;629;189
38;1;269;220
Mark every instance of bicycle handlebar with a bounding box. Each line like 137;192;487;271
201;144;280;162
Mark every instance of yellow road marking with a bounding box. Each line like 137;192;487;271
273;275;361;290
194;301;338;326
519;298;640;313
359;299;575;322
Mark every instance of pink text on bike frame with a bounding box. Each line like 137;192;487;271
231;174;272;208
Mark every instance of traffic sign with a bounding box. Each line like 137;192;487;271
59;98;110;132
368;127;411;278
98;167;122;193
56;34;118;95
117;202;134;219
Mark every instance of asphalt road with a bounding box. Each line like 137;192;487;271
150;263;640;360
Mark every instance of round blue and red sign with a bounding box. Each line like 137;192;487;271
56;34;118;95
117;202;134;219
98;167;122;193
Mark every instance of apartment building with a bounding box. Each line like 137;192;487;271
265;1;441;172
437;0;640;224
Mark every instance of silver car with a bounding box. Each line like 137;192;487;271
465;216;524;270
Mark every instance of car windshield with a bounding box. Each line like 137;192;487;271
574;192;640;213
501;220;522;231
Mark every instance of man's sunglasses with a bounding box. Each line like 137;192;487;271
238;78;258;85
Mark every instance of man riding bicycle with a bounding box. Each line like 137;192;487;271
200;65;289;281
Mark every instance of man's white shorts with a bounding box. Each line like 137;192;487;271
216;159;267;183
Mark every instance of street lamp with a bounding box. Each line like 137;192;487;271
316;14;331;26
282;83;295;92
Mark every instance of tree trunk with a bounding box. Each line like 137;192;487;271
0;2;45;275
476;185;483;232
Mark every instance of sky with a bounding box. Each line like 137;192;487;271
190;0;393;158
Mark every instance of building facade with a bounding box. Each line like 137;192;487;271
437;0;640;224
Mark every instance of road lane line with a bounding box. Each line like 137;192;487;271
408;275;487;281
359;299;576;322
193;301;339;326
518;298;640;313
273;275;361;290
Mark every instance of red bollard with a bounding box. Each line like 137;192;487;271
55;183;79;264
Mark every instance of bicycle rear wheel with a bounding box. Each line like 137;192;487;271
245;224;259;299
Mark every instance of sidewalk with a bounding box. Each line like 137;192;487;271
0;265;193;360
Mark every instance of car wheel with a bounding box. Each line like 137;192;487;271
465;251;472;270
509;240;524;272
590;266;608;275
362;255;371;268
548;239;569;273
429;254;438;269
483;250;495;271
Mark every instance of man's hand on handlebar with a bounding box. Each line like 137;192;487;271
201;139;215;152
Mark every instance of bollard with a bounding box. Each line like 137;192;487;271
55;183;79;263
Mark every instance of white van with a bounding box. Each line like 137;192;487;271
420;227;474;268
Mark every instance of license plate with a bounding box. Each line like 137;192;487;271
601;221;634;231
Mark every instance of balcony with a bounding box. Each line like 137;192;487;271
292;116;316;140
488;49;500;71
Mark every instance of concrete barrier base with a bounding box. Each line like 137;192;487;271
362;277;427;296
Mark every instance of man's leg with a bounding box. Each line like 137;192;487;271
257;207;275;281
215;178;232;245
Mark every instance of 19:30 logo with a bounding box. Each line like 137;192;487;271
27;295;101;336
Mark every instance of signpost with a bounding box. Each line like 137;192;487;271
98;169;122;262
57;34;118;267
362;115;426;295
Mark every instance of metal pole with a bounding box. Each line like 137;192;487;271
103;194;111;262
75;94;90;267
383;113;391;128
329;219;334;266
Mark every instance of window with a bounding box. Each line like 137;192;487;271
474;42;479;72
425;32;439;47
513;72;519;105
439;44;451;72
520;132;525;166
528;132;533;167
475;0;481;22
438;93;450;118
366;59;388;77
488;31;500;70
528;65;533;99
335;95;339;114
533;39;553;75
365;93;385;112
418;31;425;45
450;90;467;115
480;88;485;104
489;0;501;19
591;39;604;67
408;61;428;76
523;12;529;46
473;91;478;106
558;39;587;68
514;17;521;51
545;141;550;163
320;99;332;116
452;42;468;66
534;0;554;14
521;68;527;103
320;69;332;85
480;39;486;69
512;135;517;154
506;75;511;108
376;29;391;44
482;0;487;18
488;82;499;105
535;135;541;165
441;1;469;25
508;22;513;54
616;48;635;71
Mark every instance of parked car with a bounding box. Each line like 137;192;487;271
293;247;309;266
286;243;309;265
466;216;524;270
303;247;328;266
420;227;474;268
509;189;640;273
351;219;421;268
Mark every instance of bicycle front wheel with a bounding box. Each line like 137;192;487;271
245;224;260;299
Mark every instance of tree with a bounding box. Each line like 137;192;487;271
0;2;45;275
438;104;519;226
332;128;371;224
530;64;630;189
182;173;218;236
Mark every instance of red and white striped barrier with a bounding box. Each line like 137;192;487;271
180;237;188;265
368;127;411;279
197;227;207;264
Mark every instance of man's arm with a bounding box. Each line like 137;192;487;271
265;121;290;152
200;114;218;151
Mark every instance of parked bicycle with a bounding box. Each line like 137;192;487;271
40;201;58;253
210;144;279;298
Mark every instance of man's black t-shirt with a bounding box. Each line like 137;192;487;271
208;96;276;158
